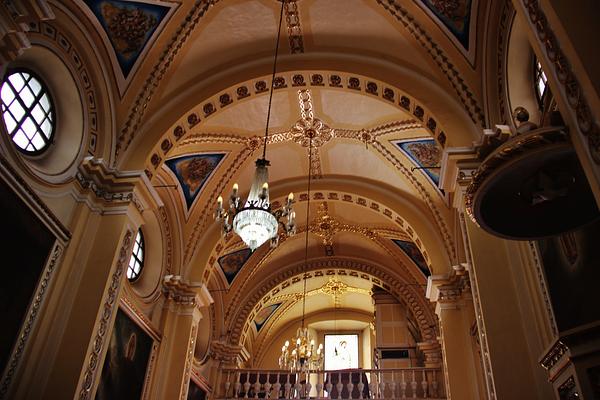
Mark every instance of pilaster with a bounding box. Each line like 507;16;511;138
153;275;213;400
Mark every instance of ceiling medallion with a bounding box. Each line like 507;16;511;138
290;89;334;148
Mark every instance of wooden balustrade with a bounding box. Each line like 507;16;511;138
217;368;445;399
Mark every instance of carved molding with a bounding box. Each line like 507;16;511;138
540;340;568;371
0;0;54;65
376;0;485;125
209;340;245;364
163;275;213;310
179;324;198;400
228;258;438;347
0;243;63;399
77;229;134;400
522;0;600;163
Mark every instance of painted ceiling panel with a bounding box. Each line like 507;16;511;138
83;0;171;77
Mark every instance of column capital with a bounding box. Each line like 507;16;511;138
75;157;162;216
209;340;247;367
162;275;213;317
427;265;471;310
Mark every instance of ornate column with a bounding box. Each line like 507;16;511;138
427;266;484;400
153;275;213;400
4;157;162;399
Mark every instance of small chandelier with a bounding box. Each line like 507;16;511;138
214;0;296;251
279;327;323;372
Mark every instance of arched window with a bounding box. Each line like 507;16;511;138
128;229;145;281
1;70;55;154
534;58;548;109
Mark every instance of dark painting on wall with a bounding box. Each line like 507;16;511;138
537;219;600;332
95;309;153;400
165;153;225;211
217;248;253;285
187;380;207;400
0;177;55;375
392;239;431;277
83;0;170;77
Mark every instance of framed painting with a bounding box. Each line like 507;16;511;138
95;306;158;400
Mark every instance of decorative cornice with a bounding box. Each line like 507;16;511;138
163;275;213;309
78;229;134;400
209;340;245;363
427;264;471;305
540;340;568;371
0;0;54;64
522;0;600;163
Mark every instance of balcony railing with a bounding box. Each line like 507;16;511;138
217;368;445;399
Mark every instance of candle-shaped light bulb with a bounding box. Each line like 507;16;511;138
282;345;286;352
285;340;289;347
310;339;315;346
288;192;294;203
217;195;223;207
296;338;301;346
232;183;239;195
319;343;323;349
317;348;321;355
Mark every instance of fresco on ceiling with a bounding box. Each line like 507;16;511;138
394;139;442;186
83;0;170;77
165;153;225;211
217;248;253;285
420;0;472;50
254;303;282;332
392;239;431;277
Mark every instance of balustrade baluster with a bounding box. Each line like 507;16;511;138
431;370;439;398
400;370;407;399
234;372;242;400
264;373;272;399
389;378;397;400
243;378;251;399
357;372;364;400
273;373;281;400
294;380;302;399
284;374;292;399
316;371;323;399
421;370;428;398
378;381;386;400
335;372;343;400
254;377;261;399
410;371;417;399
224;371;232;399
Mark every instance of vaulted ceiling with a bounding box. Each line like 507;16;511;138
63;0;493;357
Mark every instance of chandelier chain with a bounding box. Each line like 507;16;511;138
301;136;313;328
263;0;286;160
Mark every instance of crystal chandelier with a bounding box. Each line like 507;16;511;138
214;0;296;251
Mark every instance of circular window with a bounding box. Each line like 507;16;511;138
128;229;145;281
1;70;55;154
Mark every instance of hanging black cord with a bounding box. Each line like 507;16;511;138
301;137;313;329
262;0;286;160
